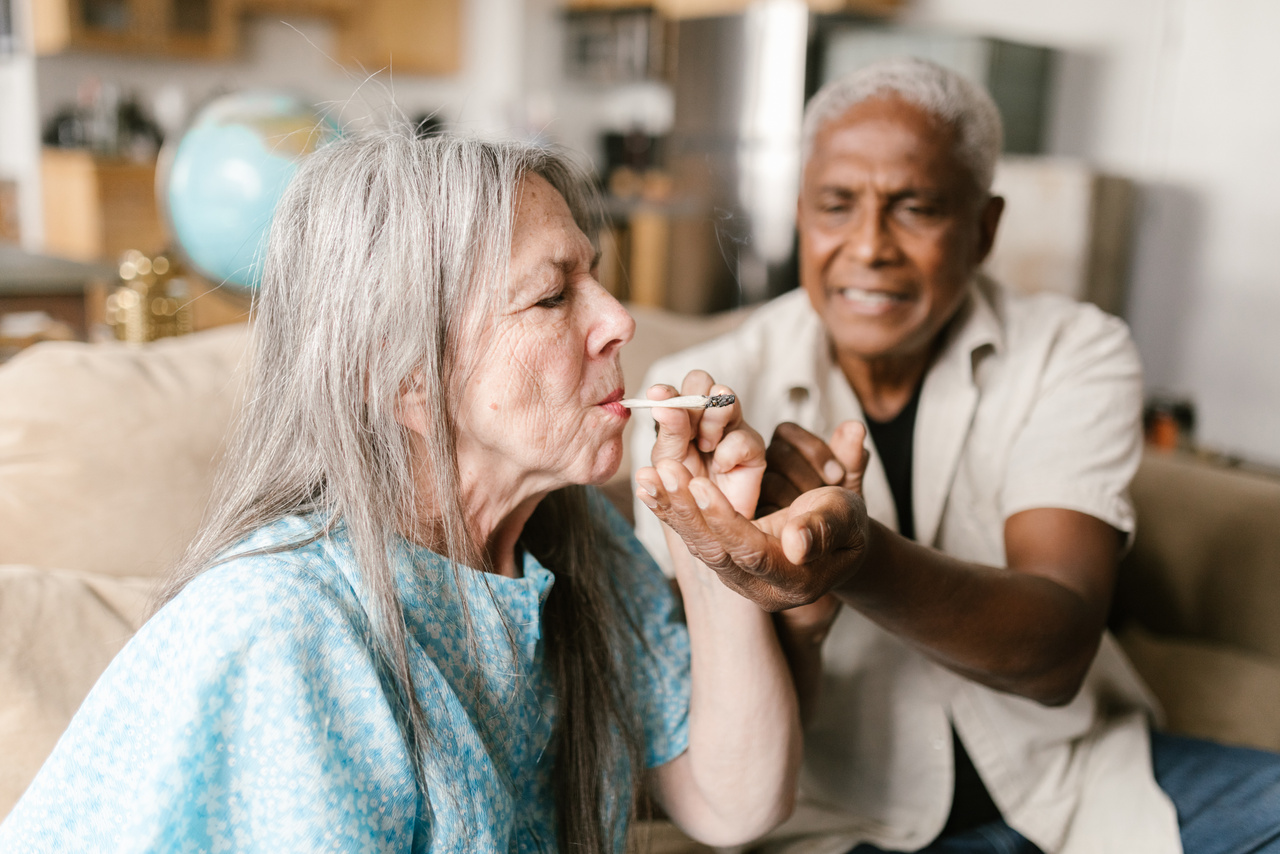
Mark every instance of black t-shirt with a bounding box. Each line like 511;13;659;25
864;386;1003;836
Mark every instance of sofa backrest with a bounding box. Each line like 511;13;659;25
0;325;250;579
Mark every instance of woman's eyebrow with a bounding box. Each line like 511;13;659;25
547;244;598;273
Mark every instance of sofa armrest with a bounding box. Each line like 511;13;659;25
1116;450;1280;660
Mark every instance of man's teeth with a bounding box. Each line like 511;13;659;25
838;288;901;306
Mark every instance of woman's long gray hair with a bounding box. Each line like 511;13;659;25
154;131;646;852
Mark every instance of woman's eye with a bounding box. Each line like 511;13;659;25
535;291;567;309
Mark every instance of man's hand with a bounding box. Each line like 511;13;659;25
635;462;871;612
759;421;869;516
758;421;869;638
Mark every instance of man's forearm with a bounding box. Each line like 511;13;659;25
834;519;1107;706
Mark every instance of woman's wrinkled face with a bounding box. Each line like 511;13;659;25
454;174;635;496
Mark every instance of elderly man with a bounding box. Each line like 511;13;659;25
632;58;1280;854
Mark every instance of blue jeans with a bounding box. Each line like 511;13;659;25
849;731;1280;853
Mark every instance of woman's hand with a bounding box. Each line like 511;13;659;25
635;373;801;845
636;370;765;518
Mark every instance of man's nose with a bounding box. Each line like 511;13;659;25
847;207;900;266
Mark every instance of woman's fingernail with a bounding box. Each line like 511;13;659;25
823;460;845;485
699;438;714;453
689;480;712;509
641;481;657;497
659;468;679;492
637;489;657;508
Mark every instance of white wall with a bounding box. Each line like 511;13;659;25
903;0;1280;466
1;0;42;248
0;53;39;248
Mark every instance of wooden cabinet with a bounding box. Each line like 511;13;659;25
236;0;356;14
32;0;236;58
40;148;165;264
565;0;902;17
336;0;461;76
31;0;462;74
38;150;250;334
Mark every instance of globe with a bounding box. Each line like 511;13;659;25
159;92;342;290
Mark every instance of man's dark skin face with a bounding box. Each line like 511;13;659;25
798;95;1004;419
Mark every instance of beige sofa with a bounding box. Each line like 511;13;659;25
2;308;1279;827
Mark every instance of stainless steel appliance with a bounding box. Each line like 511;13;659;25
661;3;1055;312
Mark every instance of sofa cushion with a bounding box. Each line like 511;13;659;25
0;565;153;819
1119;623;1280;753
0;325;250;579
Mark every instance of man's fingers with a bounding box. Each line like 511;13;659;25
758;472;802;518
768;422;839;486
780;487;869;565
764;436;826;495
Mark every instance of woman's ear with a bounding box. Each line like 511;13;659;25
395;371;431;436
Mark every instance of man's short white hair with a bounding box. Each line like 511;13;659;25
802;56;1004;193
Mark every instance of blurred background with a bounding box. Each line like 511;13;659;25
0;0;1276;469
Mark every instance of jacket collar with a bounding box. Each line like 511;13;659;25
778;276;1003;544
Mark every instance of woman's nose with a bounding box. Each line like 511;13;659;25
586;284;635;357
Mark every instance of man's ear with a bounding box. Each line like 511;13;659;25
975;194;1005;265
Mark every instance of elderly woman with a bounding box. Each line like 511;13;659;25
0;134;800;852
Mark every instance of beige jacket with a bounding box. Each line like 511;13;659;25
630;278;1180;854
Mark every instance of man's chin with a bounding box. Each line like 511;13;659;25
827;323;923;364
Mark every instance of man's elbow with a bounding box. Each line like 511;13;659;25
1028;670;1087;707
1012;645;1097;707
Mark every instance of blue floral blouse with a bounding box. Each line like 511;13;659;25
0;495;690;853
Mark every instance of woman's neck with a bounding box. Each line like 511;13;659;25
404;428;557;577
407;472;548;579
471;491;544;578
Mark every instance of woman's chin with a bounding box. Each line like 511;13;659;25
581;441;624;487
